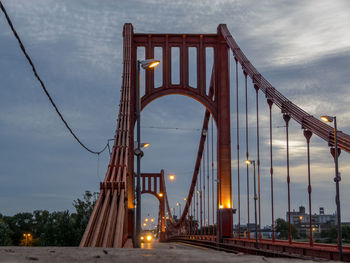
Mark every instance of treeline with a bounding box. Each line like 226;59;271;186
275;218;350;243
0;191;97;246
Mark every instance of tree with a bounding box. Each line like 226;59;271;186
0;191;98;246
50;210;76;246
275;218;298;239
320;225;350;243
3;212;34;245
0;217;12;245
32;210;52;246
71;191;99;245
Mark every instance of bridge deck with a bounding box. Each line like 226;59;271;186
0;243;328;263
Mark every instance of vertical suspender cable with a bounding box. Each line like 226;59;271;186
195;180;197;235
245;72;250;238
267;99;275;241
304;129;313;246
235;58;241;238
202;141;206;235
192;196;194;235
207;123;210;236
200;164;203;235
283;113;292;244
211;118;215;236
192;200;194;235
255;85;262;240
189;201;192;235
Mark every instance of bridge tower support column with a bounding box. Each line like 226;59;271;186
216;25;233;242
127;23;136;246
159;170;166;241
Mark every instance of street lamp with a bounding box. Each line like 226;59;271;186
169;174;175;181
135;58;160;248
140;59;160;69
177;202;182;218
321;115;342;260
23;233;31;246
246;160;258;249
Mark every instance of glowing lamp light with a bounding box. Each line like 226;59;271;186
140;59;160;70
169;174;175;181
246;160;255;165
148;61;160;68
158;193;163;197
143;223;147;227
141;142;150;148
146;235;152;241
219;204;224;209
299;216;303;220
150;218;154;222
140;236;144;240
145;218;149;222
320;115;334;123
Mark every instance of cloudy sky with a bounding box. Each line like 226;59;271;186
1;0;350;229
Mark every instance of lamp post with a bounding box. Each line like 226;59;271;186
321;115;342;260
246;160;258;249
135;58;160;248
177;202;182;218
171;207;175;219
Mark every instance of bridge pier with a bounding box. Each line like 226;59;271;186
216;25;233;241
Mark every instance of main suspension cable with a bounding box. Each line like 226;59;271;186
0;1;108;155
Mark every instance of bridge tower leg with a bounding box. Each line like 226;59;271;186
216;25;233;242
127;23;136;246
159;170;166;241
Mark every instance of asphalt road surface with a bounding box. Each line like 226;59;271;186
0;242;337;262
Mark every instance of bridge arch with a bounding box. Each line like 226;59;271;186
141;87;217;121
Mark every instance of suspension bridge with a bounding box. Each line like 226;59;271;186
1;0;349;258
75;23;350;261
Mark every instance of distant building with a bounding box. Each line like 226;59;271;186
287;206;336;237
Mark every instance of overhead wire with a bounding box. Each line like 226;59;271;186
142;125;201;131
0;1;108;155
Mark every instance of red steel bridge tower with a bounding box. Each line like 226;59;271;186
80;22;234;247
